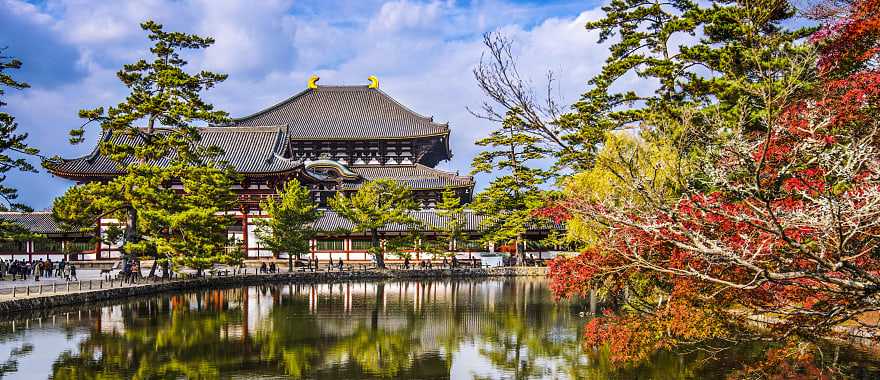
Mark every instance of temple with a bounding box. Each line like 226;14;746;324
40;77;559;263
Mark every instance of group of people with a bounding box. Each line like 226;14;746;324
403;255;468;269
259;261;278;273
120;258;142;283
0;259;77;281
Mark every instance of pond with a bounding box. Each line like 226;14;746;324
0;278;877;379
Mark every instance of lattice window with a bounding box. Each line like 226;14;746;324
315;239;345;251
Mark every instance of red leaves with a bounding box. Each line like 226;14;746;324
532;203;571;223
547;248;612;300
814;0;880;75
582;300;731;365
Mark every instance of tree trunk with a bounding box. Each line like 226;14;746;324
123;207;139;260
514;234;524;266
590;288;597;315
148;258;158;278
372;228;385;269
288;252;294;272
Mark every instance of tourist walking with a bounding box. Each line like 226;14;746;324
69;264;77;281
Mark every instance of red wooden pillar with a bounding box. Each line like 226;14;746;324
241;211;249;258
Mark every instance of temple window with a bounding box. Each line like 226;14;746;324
315;239;345;251
350;239;372;250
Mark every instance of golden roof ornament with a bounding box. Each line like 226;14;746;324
308;74;320;89
368;75;379;89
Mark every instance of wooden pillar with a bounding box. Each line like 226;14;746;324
241;208;249;258
96;218;102;260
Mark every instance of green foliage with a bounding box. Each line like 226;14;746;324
0;51;40;238
559;0;815;157
328;179;420;268
471;110;550;260
255;179;322;260
51;21;239;272
432;187;468;256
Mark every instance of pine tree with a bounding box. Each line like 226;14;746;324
471;109;549;266
50;21;238;276
254;179;322;272
433;187;468;258
0;52;39;238
328;179;420;269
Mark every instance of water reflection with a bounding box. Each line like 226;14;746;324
0;279;875;379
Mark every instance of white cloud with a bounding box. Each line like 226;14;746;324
368;0;447;33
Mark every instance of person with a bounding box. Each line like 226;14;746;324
131;260;140;282
260;262;267;274
442;257;449;268
269;262;276;273
33;260;42;281
452;255;459;268
45;258;53;278
337;259;343;271
403;256;410;270
69;263;77;281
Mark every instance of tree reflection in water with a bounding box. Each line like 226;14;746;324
0;278;865;379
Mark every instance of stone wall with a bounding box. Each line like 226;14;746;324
0;267;546;315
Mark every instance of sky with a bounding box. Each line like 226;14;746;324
1;0;612;210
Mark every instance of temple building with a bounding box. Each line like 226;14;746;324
42;77;560;263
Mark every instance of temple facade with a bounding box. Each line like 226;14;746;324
39;77;559;263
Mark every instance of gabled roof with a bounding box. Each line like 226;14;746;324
47;126;302;178
345;164;474;190
230;86;450;140
0;212;67;234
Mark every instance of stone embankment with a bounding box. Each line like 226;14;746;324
0;267;546;315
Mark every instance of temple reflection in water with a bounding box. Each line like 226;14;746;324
2;278;871;379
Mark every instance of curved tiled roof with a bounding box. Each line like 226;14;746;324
346;164;474;190
314;210;561;233
231;86;450;139
47;126;302;178
0;212;67;234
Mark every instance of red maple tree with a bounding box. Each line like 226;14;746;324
549;0;880;370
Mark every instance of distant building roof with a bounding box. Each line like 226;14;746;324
231;86;450;140
47;126;301;178
0;212;67;234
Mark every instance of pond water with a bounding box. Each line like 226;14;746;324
0;278;877;379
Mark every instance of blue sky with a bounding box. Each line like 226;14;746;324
1;0;611;209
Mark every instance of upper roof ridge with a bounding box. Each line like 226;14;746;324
225;81;451;140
